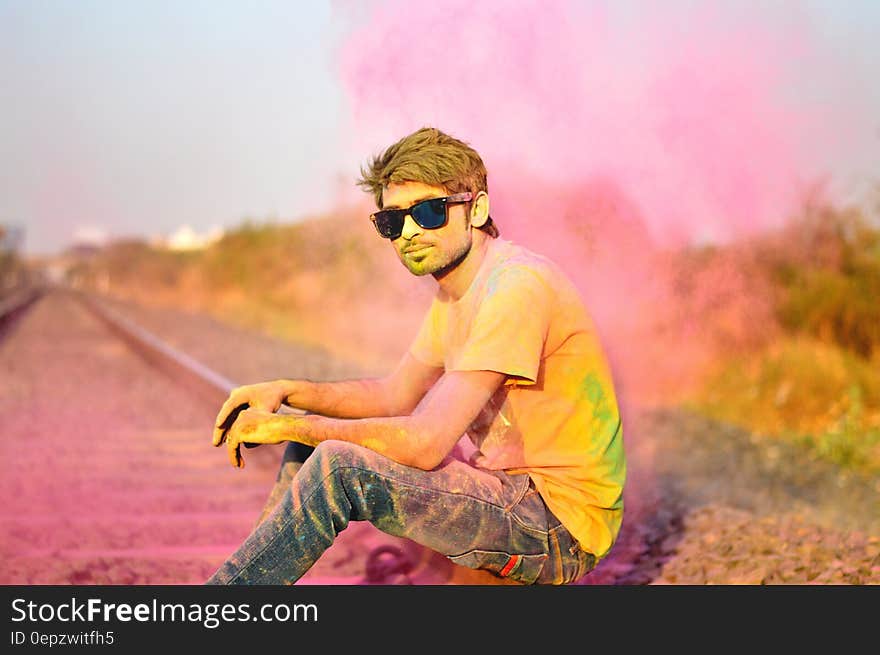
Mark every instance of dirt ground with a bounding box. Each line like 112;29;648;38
2;292;877;585
587;408;879;584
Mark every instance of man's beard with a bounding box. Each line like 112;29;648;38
397;230;473;278
430;235;472;280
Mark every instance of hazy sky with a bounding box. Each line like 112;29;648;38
1;0;878;255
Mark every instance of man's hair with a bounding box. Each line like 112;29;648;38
356;127;499;238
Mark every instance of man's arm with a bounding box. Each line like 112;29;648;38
220;368;506;471
212;352;443;446
282;352;444;418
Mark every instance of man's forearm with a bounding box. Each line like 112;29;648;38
228;369;504;471
279;378;396;419
255;412;444;470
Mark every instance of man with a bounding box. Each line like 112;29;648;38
208;127;626;585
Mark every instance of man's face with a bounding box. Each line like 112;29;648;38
381;181;474;278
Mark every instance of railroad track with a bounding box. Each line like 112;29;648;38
0;287;476;585
0;285;44;336
6;289;874;587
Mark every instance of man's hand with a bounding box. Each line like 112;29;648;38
212;381;291;447
222;407;292;469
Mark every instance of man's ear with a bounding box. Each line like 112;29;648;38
469;191;490;228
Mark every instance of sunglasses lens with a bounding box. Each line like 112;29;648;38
411;198;447;229
373;211;404;239
372;197;450;239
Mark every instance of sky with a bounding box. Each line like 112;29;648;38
1;0;878;256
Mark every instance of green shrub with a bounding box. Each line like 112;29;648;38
690;337;880;475
768;203;880;358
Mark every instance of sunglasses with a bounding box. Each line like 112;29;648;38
370;192;473;240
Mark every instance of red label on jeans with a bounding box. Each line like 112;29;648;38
499;554;520;577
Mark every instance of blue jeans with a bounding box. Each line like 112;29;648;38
206;440;595;585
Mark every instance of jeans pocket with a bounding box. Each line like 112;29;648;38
574;547;597;581
448;550;549;585
549;526;598;584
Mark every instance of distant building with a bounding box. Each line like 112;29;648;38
158;224;225;251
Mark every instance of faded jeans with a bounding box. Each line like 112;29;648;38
206;440;595;585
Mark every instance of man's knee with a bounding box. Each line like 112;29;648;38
309;440;371;471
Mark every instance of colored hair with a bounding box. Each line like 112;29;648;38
357;127;499;237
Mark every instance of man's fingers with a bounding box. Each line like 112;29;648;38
250;399;278;413
212;419;231;447
214;393;241;429
227;434;244;468
213;402;249;447
214;393;248;431
212;395;237;446
212;425;225;447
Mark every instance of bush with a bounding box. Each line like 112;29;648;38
767;202;880;358
690;337;880;475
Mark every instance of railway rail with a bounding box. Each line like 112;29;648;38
0;284;44;334
0;287;483;585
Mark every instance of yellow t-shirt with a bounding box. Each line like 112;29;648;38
409;238;626;560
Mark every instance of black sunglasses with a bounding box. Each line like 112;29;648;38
370;192;473;240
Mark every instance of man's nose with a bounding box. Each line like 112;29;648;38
399;213;422;240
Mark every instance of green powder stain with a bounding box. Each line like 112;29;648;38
580;373;614;427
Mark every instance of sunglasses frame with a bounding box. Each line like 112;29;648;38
370;192;474;240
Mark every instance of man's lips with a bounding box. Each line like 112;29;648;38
403;244;432;254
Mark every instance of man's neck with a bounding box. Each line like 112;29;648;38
434;233;491;301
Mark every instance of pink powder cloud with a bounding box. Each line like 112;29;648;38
337;0;812;248
334;0;826;412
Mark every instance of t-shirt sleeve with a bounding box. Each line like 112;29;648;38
408;298;445;367
450;267;551;384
